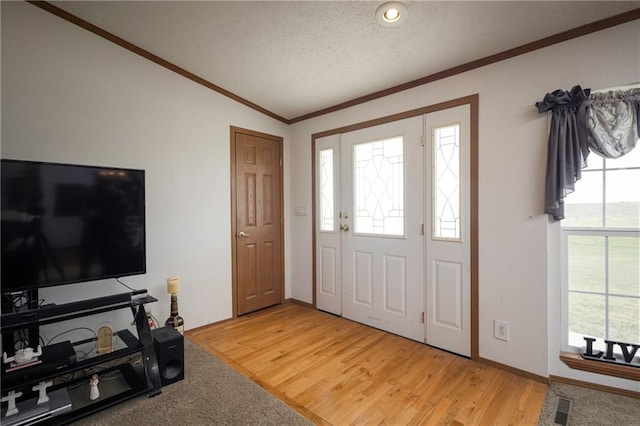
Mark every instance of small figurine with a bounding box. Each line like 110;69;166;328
32;380;53;404
89;374;100;400
1;390;23;416
3;345;43;366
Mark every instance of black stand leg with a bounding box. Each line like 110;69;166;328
134;304;162;397
1;289;40;353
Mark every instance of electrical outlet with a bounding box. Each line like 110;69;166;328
494;320;509;341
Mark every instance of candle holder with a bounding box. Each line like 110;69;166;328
164;276;184;335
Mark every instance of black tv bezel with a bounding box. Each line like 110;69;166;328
0;158;147;293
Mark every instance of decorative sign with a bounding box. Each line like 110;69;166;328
97;325;114;354
582;337;640;368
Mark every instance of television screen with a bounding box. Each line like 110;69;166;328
1;160;146;292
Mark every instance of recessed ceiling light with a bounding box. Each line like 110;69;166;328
376;2;408;27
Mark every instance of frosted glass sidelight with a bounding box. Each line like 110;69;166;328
433;124;461;240
353;137;404;236
319;149;334;231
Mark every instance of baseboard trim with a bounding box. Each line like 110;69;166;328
188;301;309;334
285;298;315;309
185;316;239;335
477;356;549;384
549;375;640;400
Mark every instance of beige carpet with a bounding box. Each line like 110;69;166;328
71;338;312;425
538;382;640;425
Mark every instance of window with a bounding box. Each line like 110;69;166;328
432;123;461;241
353;136;404;236
319;148;334;232
562;147;640;353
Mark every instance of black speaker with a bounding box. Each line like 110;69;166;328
152;326;184;387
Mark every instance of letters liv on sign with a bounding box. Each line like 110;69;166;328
582;337;640;368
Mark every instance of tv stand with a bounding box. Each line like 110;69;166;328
0;290;162;424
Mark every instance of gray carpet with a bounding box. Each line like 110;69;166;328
538;382;640;425
71;338;313;425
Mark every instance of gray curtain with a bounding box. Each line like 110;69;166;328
584;88;640;159
536;85;591;221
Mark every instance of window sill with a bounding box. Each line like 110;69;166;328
560;352;640;381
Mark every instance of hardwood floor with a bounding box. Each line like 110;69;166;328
187;303;547;425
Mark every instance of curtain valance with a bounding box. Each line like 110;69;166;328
536;86;640;221
584;88;640;159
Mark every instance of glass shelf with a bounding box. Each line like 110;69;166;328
2;329;143;391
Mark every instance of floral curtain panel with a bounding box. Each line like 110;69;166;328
536;86;640;221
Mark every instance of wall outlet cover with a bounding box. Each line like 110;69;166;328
494;320;509;341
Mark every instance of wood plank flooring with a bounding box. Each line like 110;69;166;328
187;303;547;425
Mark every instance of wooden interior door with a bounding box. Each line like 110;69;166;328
231;127;283;316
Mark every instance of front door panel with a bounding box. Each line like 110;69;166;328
340;116;424;342
315;135;342;315
424;105;471;356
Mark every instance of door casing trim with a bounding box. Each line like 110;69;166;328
311;94;479;360
230;126;285;318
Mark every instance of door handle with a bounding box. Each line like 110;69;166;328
238;231;251;238
340;224;349;232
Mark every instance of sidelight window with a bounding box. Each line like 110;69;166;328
432;123;461;241
319;148;335;232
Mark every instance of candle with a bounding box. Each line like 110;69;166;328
167;276;180;294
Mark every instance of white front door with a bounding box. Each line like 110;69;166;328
340;117;424;342
314;106;472;353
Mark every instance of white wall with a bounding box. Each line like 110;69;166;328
288;20;640;391
1;2;290;335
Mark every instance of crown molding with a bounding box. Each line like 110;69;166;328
27;1;289;124
27;2;640;125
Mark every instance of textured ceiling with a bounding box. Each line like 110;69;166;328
49;1;640;121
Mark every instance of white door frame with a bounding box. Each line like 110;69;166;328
311;95;479;360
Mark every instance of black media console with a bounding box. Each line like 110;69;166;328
0;290;162;425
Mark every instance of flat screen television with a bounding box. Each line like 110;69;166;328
1;159;146;292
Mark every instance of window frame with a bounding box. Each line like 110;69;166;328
560;156;640;356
